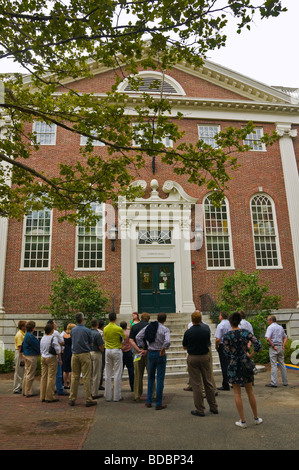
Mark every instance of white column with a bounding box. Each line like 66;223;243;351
0;122;11;314
276;123;299;304
0;217;9;314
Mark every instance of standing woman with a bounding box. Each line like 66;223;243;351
22;321;40;397
40;323;62;402
62;323;76;389
223;312;263;428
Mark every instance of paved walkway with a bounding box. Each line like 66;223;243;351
0;368;298;451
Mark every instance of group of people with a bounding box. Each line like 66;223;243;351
12;308;289;427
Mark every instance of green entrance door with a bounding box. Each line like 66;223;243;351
137;263;175;314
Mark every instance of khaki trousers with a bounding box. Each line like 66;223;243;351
40;356;58;401
90;351;103;397
69;352;92;403
13;349;24;393
188;353;218;414
23;355;38;396
133;353;148;400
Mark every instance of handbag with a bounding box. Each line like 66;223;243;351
241;357;257;378
48;336;57;356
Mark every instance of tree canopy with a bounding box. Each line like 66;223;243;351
0;1;286;222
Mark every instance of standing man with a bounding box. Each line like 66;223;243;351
215;311;231;391
13;320;27;394
136;313;170;410
46;320;68;397
129;312;151;402
183;311;218;417
265;315;288;388
103;312;126;402
69;312;96;407
90;318;104;399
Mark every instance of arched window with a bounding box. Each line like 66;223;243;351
250;194;281;268
203;195;234;269
117;71;185;95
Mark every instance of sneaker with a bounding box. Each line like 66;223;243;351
254;417;263;425
235;420;247;428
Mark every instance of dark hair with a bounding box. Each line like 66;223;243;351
75;312;84;324
120;321;127;330
44;324;54;335
98;319;105;329
109;312;117;322
157;313;167;323
91;318;99;328
26;321;36;332
220;312;228;319
229;312;242;328
17;320;27;329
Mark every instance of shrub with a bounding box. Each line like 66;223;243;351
0;349;15;373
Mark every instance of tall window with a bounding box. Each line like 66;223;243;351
251;194;281;267
32;121;56;145
243;127;265;151
76;203;105;270
204;195;234;269
22;208;52;269
198;125;220;148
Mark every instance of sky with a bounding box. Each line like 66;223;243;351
1;0;298;88
207;0;299;88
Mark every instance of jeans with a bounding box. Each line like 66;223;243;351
147;350;166;407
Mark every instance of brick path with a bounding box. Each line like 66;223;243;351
0;387;96;450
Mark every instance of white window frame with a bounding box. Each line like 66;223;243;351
20;208;52;271
75;202;105;271
243;127;266;151
132;122;173;148
80;132;105;147
250;193;282;269
32;121;57;145
198;125;220;148
203;194;234;270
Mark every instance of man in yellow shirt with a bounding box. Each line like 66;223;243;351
13;321;27;394
103;312;126;402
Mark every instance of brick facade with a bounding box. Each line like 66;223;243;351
1;61;299;343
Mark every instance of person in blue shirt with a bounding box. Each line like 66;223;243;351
22;321;40;397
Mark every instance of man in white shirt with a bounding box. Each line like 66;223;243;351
265;315;288;388
239;311;254;335
215;312;231;391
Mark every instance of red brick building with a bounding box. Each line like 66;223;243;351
1;60;299;347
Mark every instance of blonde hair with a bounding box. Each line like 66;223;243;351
66;323;76;334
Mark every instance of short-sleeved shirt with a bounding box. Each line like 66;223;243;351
183;324;211;355
215;319;231;344
103;322;126;349
15;330;25;350
90;328;104;352
265;322;287;345
71;324;93;354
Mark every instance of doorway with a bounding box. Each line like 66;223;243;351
137;263;175;314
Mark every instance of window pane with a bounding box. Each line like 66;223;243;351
251;195;279;267
76;203;104;269
23;210;51;269
204;196;232;268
